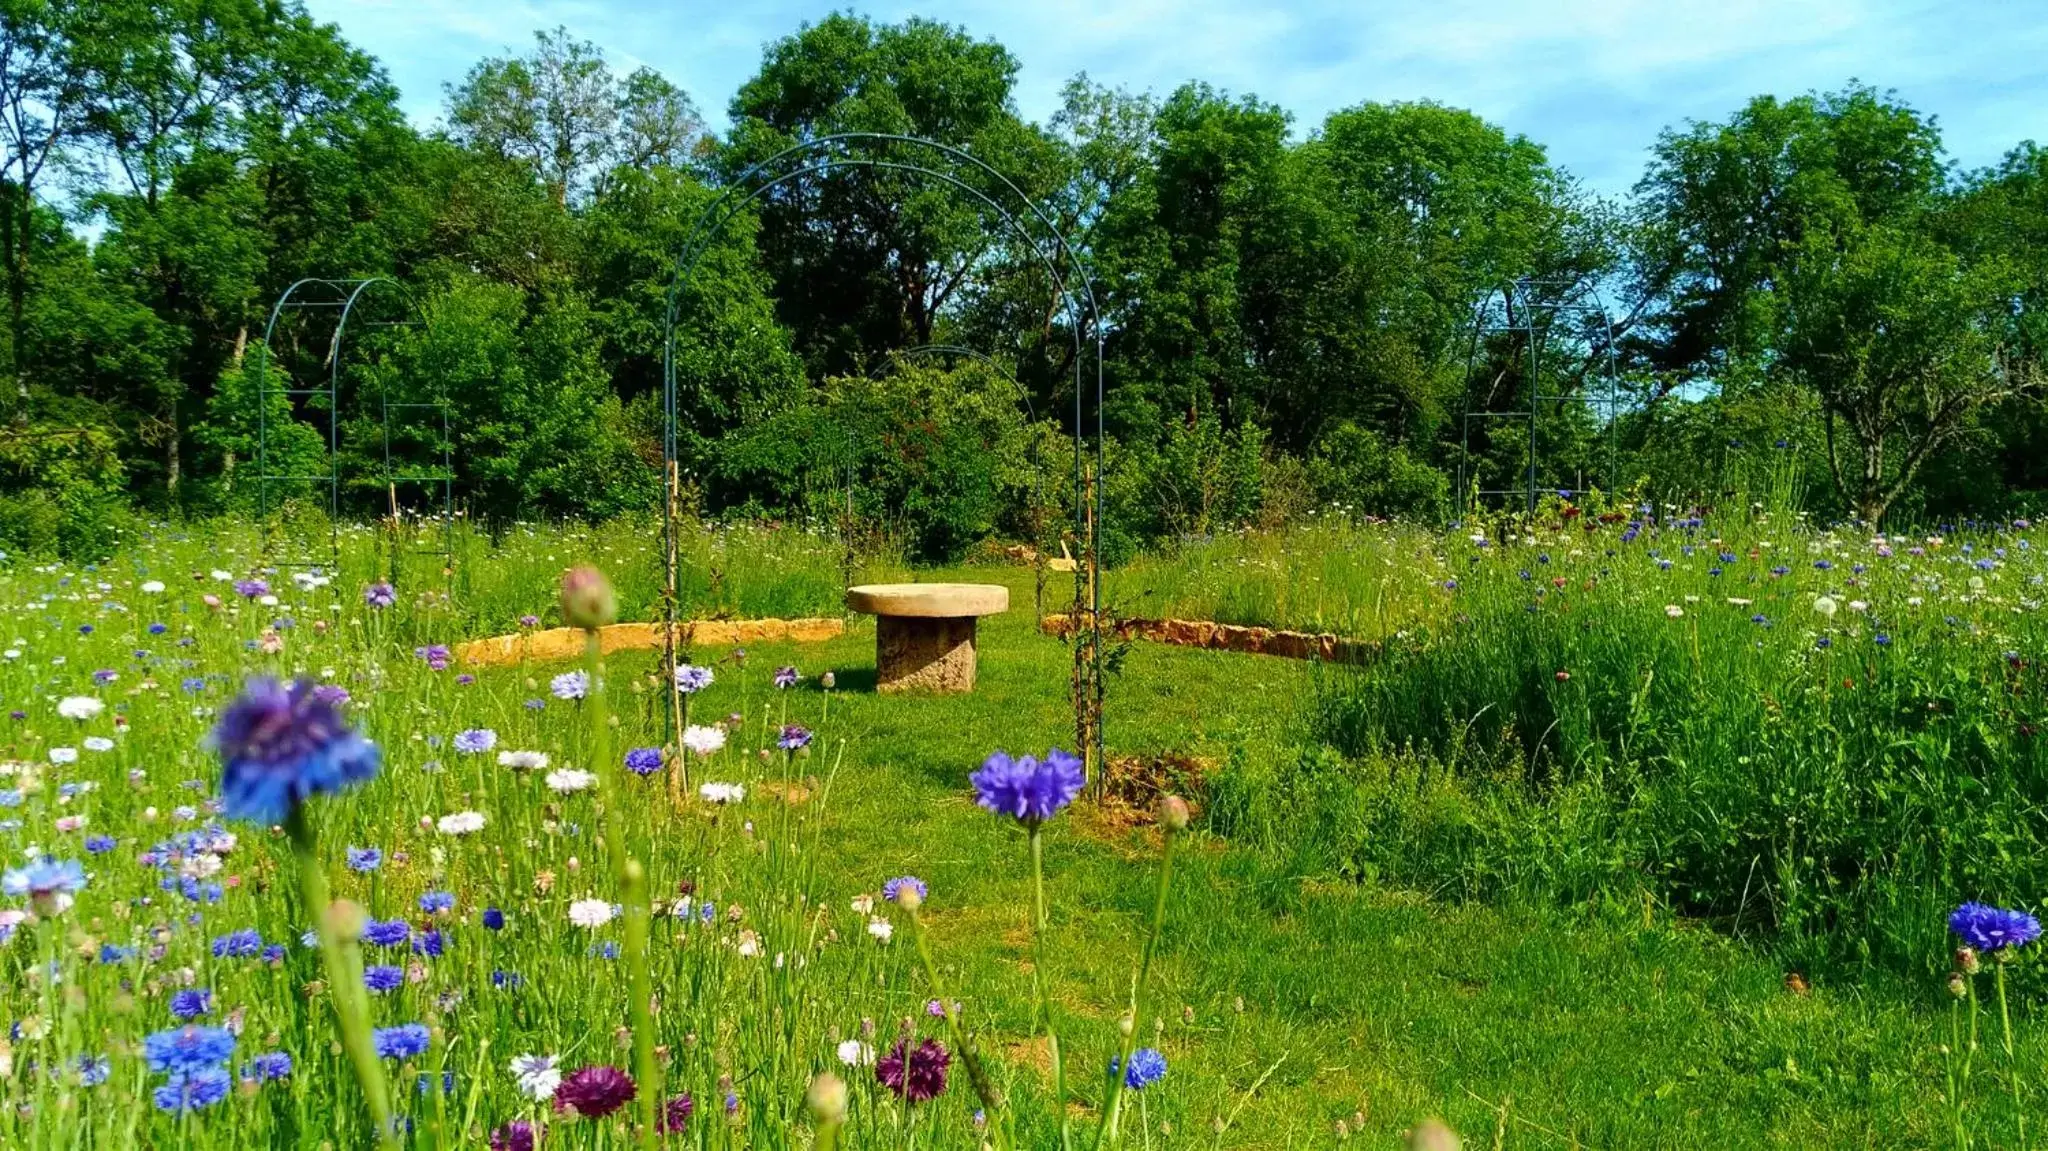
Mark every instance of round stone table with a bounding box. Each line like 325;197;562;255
845;583;1009;693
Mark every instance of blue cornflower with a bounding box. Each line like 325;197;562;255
1875;633;1892;646
674;664;714;693
211;929;262;958
154;1068;232;1113
98;943;134;964
1111;1047;1167;1089
84;835;116;854
412;928;445;957
419;890;455;914
75;1054;111;1087
373;1023;431;1060
346;846;382;872
550;671;588;700
1951;903;2042;952
970;749;1085;825
453;728;496;754
261;944;285;963
0;789;20;807
364;965;404;992
882;876;927;904
482;907;505;931
773;665;801;689
417;1070;456;1096
491;969;522;989
1770;565;1789;577
209;678;379;825
170;988;213;1018
148;621;168;635
3;857;86;910
361;918;411;947
244;1051;293;1082
778;725;813;751
624;747;663;776
143;1025;237;1074
1814;560;1833;570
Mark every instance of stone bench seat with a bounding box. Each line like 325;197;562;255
845;583;1009;693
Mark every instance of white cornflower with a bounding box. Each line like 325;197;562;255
1663;604;1684;619
545;768;596;794
736;929;763;957
497;750;549;770
837;1039;874;1066
509;1053;562;1101
567;899;615;928
48;748;76;765
1813;595;1839;617
56;697;102;721
436;811;485;835
865;917;894;943
681;725;726;756
698;781;744;805
82;737;113;753
140;580;165;594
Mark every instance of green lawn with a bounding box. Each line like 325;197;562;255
618;563;1962;1148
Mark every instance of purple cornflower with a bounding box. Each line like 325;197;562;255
673;664;713;693
550;671;588;701
209;678;379;825
453;728;496;754
553;1065;636;1117
233;579;269;599
876;1038;949;1103
1951;903;2042;953
624;747;663;776
773;665;800;689
346;846;382;872
882;876;927;904
970;748;1085;825
660;1093;695;1132
416;645;452;672
518;614;541;629
490;1120;537;1151
363;582;396;609
777;725;812;751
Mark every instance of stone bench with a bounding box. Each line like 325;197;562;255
845;583;1009;693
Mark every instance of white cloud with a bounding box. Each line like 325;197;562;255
305;0;2048;192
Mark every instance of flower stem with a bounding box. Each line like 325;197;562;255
1030;824;1073;1151
1096;821;1179;1149
904;901;1007;1147
586;630;660;1151
286;809;396;1149
1998;960;2026;1149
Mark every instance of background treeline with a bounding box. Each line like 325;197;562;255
3;4;2046;557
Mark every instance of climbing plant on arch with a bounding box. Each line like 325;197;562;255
660;132;1108;773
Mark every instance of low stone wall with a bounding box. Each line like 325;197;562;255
1039;613;1375;663
455;618;845;668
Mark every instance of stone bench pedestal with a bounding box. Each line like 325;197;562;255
846;583;1009;693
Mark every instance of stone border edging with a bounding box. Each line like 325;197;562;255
455;618;845;668
1039;613;1376;663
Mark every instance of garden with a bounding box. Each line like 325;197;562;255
7;3;2048;1147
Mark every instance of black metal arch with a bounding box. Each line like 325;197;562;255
865;344;1056;616
1454;275;1624;520
660;132;1105;772
251;276;451;582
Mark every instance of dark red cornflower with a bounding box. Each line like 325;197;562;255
875;1038;949;1103
553;1065;636;1117
659;1092;694;1133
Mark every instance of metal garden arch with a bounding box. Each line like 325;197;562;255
660;132;1106;774
252;277;452;582
1454;276;1625;520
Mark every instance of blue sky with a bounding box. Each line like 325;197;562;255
303;0;2048;194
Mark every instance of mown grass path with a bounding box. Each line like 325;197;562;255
599;565;1960;1148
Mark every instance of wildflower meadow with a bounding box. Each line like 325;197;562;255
0;507;2044;1148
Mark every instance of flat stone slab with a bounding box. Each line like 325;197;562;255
845;583;1009;618
845;583;1008;693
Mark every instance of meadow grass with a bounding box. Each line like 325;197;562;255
0;521;2038;1148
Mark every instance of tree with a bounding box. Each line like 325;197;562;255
0;0;88;410
725;13;1057;375
1782;223;2023;523
445;28;704;207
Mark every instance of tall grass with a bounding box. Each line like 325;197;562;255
1213;511;2048;973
